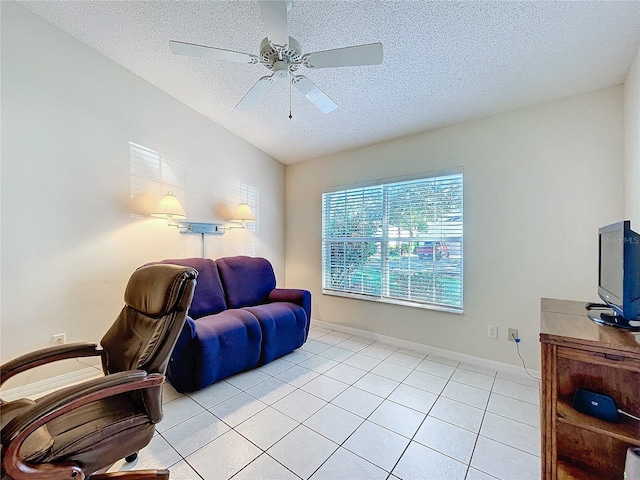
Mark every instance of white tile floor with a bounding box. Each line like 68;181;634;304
111;324;541;480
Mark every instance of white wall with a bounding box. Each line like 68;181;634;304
1;3;285;385
286;87;624;369
624;44;640;227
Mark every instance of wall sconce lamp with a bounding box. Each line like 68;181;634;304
228;202;256;229
181;201;255;234
151;194;254;235
151;192;224;234
150;192;188;226
151;194;259;258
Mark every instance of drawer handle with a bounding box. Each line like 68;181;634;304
604;353;625;361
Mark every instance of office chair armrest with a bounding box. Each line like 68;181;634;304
2;370;164;480
0;342;103;386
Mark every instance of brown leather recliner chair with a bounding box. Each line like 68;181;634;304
0;263;197;480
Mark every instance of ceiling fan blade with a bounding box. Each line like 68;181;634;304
292;75;338;114
235;76;275;110
303;42;383;69
169;40;259;64
259;1;289;48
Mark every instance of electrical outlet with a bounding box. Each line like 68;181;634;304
52;333;66;346
487;325;498;339
508;328;519;342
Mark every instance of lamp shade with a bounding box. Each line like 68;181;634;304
231;203;256;223
151;192;187;222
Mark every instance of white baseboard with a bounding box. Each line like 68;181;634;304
311;318;541;379
1;366;103;402
2;320;539;402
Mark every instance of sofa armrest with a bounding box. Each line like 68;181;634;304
269;289;311;321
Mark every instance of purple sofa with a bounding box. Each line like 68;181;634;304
155;256;311;393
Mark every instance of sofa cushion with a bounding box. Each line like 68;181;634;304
166;317;198;392
167;310;262;392
216;256;276;309
245;302;308;365
156;258;227;318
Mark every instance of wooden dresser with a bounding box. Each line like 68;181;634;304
540;298;640;479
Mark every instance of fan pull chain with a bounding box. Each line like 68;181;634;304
289;75;293;119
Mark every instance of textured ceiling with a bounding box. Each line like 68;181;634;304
20;1;640;165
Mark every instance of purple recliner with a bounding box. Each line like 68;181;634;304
155;256;311;393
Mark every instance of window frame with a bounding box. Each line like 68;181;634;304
322;169;463;314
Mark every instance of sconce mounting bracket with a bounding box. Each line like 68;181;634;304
178;222;225;235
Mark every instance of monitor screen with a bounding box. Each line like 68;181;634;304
591;220;640;328
599;228;623;305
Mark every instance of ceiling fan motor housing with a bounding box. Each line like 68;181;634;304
169;1;383;113
260;36;302;73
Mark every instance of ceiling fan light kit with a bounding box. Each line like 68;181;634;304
169;1;383;115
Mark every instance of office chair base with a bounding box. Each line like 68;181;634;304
125;453;138;463
91;469;169;479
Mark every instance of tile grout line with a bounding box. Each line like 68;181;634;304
464;371;498;480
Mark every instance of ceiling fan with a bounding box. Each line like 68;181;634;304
169;1;383;114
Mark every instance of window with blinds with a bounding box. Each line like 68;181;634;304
322;170;463;312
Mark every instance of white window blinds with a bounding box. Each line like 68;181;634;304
322;171;463;312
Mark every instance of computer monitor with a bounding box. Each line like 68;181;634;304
588;221;640;330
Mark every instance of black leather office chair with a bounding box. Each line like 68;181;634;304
1;263;197;480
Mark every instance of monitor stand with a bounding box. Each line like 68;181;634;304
587;310;640;332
